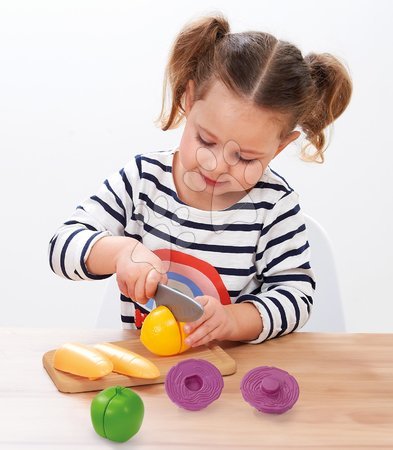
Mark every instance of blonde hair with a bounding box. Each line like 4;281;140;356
156;14;352;163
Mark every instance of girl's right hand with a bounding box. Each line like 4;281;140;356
114;241;168;304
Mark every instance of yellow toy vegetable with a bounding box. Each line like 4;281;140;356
140;305;190;356
93;342;160;379
53;342;113;380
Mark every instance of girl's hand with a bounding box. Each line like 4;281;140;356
183;295;236;347
115;241;167;304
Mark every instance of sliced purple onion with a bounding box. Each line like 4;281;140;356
240;366;299;414
165;359;224;411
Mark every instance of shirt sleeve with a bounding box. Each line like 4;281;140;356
235;190;315;343
48;158;140;281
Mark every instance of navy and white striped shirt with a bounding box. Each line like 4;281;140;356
49;149;315;343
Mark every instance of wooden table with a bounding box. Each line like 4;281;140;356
0;328;392;449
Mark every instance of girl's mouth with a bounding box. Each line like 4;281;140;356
202;174;227;187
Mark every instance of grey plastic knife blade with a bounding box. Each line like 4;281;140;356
153;283;204;322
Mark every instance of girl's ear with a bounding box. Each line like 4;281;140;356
185;79;196;116
274;130;301;158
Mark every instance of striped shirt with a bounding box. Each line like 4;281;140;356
49;149;315;343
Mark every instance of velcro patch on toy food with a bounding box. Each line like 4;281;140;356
240;366;299;414
140;305;190;356
93;342;160;379
91;386;144;442
53;343;113;380
165;359;224;410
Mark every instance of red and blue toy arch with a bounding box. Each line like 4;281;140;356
154;249;231;306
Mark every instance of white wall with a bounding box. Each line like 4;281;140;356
1;0;392;331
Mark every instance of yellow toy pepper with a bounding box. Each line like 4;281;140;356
140;306;190;356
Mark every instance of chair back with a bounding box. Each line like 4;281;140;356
301;214;346;332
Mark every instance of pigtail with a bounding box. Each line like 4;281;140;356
155;13;352;163
300;53;352;163
155;14;230;131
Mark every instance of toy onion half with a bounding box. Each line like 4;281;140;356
165;359;224;411
240;366;299;414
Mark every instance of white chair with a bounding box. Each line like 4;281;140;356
96;215;346;332
95;275;122;328
301;214;346;332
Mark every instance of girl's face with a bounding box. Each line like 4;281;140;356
173;79;299;210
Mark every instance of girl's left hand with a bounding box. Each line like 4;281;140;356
183;295;236;347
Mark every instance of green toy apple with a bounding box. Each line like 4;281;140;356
91;386;144;442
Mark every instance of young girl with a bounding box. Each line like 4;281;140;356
49;14;352;347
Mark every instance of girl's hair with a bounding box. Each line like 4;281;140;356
156;14;352;163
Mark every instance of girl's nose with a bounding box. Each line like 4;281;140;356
213;149;230;174
196;143;241;179
214;143;242;178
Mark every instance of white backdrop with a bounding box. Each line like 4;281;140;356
1;0;392;331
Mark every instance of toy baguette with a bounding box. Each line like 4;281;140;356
53;343;113;380
94;342;160;379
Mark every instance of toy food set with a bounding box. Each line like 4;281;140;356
43;280;299;443
44;335;299;443
165;359;224;410
53;343;114;380
91;386;144;443
140;305;190;356
241;366;299;414
93;342;160;378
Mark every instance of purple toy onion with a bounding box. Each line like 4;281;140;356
240;366;299;414
165;359;224;411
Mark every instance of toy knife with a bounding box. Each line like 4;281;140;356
153;283;204;322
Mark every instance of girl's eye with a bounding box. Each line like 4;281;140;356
196;134;214;147
196;134;256;164
237;153;257;165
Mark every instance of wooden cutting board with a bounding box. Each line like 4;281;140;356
43;337;237;394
